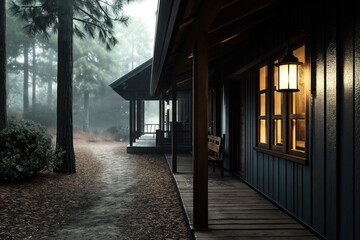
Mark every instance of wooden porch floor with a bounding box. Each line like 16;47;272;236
165;154;319;240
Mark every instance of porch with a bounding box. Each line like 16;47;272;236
127;133;191;154
165;154;318;239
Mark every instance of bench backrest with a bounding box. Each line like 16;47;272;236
208;134;225;161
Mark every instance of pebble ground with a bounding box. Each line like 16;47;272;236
51;142;190;240
0;141;190;240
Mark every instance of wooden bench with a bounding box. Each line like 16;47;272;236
208;134;225;177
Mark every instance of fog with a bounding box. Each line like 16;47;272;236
5;0;158;140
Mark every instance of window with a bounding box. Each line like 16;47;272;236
256;43;309;160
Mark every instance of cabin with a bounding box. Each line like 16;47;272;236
111;0;360;239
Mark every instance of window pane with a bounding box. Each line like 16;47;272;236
274;119;282;146
292;45;306;115
259;65;267;91
273;60;282;115
260;119;267;144
292;119;306;151
260;93;266;116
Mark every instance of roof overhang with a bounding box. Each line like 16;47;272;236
110;58;158;100
150;0;279;96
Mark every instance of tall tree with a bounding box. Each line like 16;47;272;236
56;0;75;172
23;43;29;115
0;0;6;131
11;0;133;173
32;42;36;110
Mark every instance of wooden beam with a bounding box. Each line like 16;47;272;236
208;12;273;47
172;86;177;173
208;0;277;34
192;32;208;229
175;0;226;75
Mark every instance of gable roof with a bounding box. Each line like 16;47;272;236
109;58;158;100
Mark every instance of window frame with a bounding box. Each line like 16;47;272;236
255;39;310;162
257;63;270;149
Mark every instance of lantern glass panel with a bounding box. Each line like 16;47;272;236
289;64;298;89
279;64;289;90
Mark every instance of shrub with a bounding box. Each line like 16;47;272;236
0;119;61;181
106;125;128;141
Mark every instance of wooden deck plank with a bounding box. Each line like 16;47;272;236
164;154;319;239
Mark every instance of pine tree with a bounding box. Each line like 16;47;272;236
11;0;132;173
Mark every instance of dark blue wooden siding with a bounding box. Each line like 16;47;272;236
220;1;360;239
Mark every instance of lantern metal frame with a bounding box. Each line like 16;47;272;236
275;49;303;92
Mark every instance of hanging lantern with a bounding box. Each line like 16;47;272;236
166;102;170;110
275;50;302;92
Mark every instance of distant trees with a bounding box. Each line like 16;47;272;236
73;38;114;132
0;0;6;131
11;0;133;173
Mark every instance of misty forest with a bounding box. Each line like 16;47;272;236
0;0;155;172
0;0;189;238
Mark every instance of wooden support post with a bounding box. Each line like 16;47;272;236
172;88;177;173
137;100;142;137
159;99;163;131
141;100;145;133
129;100;133;146
192;33;208;229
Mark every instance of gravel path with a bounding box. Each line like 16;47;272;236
0;141;190;240
51;142;190;240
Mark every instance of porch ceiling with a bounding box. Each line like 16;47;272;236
150;0;278;96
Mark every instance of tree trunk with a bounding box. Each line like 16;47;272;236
23;44;29;117
83;91;89;132
0;0;6;131
55;0;75;173
47;51;53;107
32;42;36;111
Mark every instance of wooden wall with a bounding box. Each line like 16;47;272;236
218;1;360;239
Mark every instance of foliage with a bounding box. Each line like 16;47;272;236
10;0;133;50
0;119;62;181
106;125;128;141
73;38;113;95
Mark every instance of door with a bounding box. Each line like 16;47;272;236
230;74;246;178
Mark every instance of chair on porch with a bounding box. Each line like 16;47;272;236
208;134;225;177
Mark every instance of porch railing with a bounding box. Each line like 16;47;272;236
143;124;160;134
156;129;192;146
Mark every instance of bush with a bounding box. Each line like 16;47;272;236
0;119;61;181
106;125;128;141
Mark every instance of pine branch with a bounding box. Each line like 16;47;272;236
75;6;100;23
94;0;110;19
73;17;107;32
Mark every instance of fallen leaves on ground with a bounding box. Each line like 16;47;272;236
0;145;103;240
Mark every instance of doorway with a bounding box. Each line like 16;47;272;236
230;74;246;179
